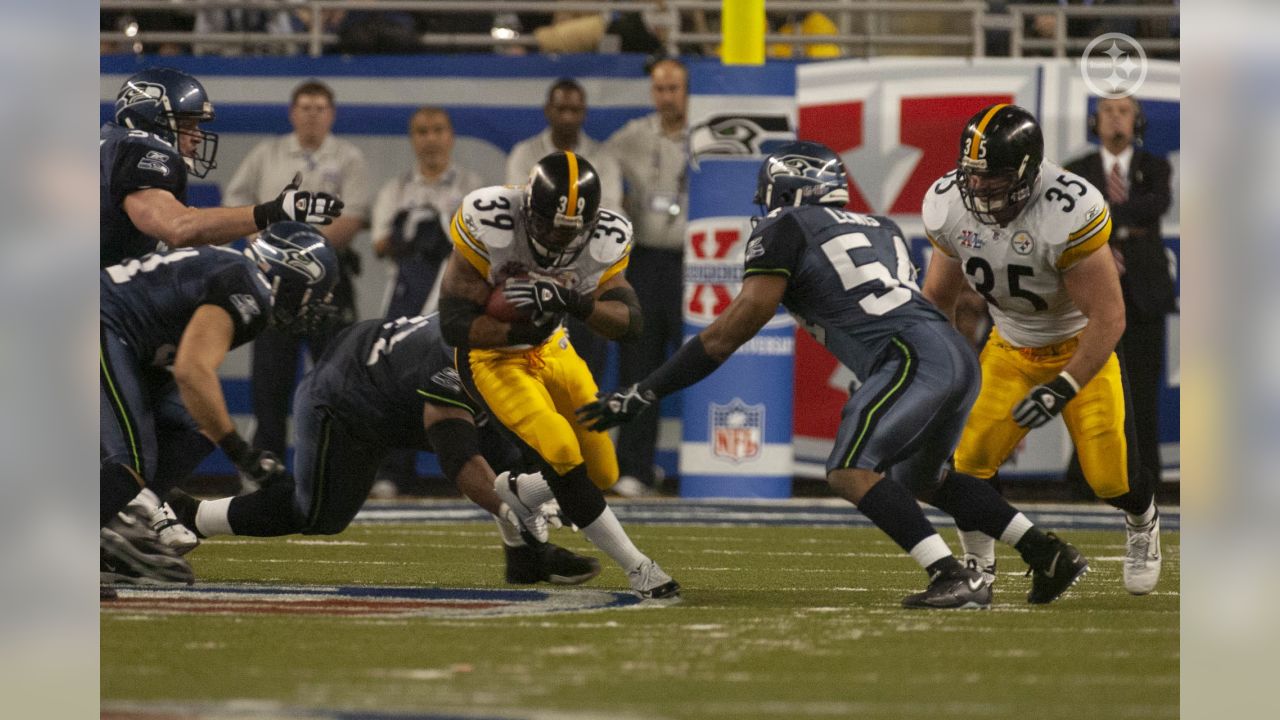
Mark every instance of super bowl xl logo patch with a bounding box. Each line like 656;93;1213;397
710;398;764;463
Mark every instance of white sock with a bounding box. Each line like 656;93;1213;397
958;529;997;562
999;513;1034;547
513;472;555;508
194;497;235;537
494;513;525;548
580;506;646;573
908;534;953;570
1126;500;1157;528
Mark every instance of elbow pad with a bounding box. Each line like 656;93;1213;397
599;286;644;342
439;296;482;348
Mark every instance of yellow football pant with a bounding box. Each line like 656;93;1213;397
954;328;1132;499
465;327;618;488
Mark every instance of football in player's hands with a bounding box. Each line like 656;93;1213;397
485;276;533;323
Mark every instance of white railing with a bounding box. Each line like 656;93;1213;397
99;0;1178;59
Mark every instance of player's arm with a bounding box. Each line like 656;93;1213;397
421;402;499;514
578;273;644;341
438;251;533;349
576;274;786;430
1060;246;1126;385
920;248;967;322
124;171;344;248
171;304;238;441
1012;246;1126;429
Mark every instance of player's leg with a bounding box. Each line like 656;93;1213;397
951;331;1041;574
469;346;678;600
248;326;300;459
129;379;213;554
547;340;619;491
825;335;985;609
100;329;192;585
891;326;1088;603
1062;352;1161;594
424;404;600;586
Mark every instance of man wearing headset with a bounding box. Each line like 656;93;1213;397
1065;97;1176;502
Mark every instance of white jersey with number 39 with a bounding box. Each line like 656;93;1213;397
922;160;1113;348
448;184;632;293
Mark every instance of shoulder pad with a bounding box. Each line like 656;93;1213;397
587;208;632;265
457;186;521;251
921;172;960;235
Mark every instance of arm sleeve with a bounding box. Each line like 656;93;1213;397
112;140;186;206
201;263;271;347
743;212;806;278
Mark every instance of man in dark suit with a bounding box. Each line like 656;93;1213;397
1066;96;1176;495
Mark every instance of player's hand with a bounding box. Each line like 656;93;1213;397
504;278;593;319
255;171;345;228
239;449;287;485
1013;374;1078;429
576;384;657;431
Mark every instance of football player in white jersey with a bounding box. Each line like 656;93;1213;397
921;104;1161;595
437;151;679;601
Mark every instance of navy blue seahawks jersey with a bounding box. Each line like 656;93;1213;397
744;205;946;378
306;315;477;449
100;246;272;367
100;122;189;268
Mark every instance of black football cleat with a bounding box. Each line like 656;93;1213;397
1026;533;1089;604
504;542;602;585
901;565;992;610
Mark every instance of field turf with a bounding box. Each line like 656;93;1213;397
102;509;1179;720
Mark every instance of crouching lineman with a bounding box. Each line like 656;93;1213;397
439;151;679;601
101;222;339;591
166;313;601;586
581;142;1088;609
921;105;1161;594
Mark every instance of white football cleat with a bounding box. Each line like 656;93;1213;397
126;490;199;555
627;559;681;602
1123;512;1162;595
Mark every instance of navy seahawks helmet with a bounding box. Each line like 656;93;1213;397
114;67;219;178
524;151;601;267
956;104;1044;225
247;222;340;333
753;141;850;212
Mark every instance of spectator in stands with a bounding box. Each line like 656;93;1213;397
336;5;420;54
193;4;298;56
367;107;483;497
1064;96;1175;499
506;78;623;384
603;57;689;497
222;80;371;482
766;11;843;59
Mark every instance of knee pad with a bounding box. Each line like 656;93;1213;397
546;464;607;528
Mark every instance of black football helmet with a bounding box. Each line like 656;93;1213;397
956;104;1043;225
753;140;850;212
114;67;219;178
524;151;601;267
247;222;340;333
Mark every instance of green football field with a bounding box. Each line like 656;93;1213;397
102;508;1179;720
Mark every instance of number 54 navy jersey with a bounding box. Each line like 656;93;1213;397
744;205;946;379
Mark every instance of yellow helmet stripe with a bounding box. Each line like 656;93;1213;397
969;103;1010;161
565;151;579;218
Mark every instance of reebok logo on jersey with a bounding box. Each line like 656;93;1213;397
137;150;171;176
229;293;262;325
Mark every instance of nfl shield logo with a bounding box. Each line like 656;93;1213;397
710;398;765;463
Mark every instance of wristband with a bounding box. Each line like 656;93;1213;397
218;431;252;467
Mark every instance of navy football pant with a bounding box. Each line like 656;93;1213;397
828;320;980;495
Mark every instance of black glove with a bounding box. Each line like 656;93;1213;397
218;432;287;484
1012;373;1078;429
504;278;594;320
253;171;344;229
576;384;657;431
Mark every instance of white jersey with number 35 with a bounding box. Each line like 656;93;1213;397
922;160;1113;348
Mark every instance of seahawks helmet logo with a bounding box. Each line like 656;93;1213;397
118;81;166;110
279;246;327;283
